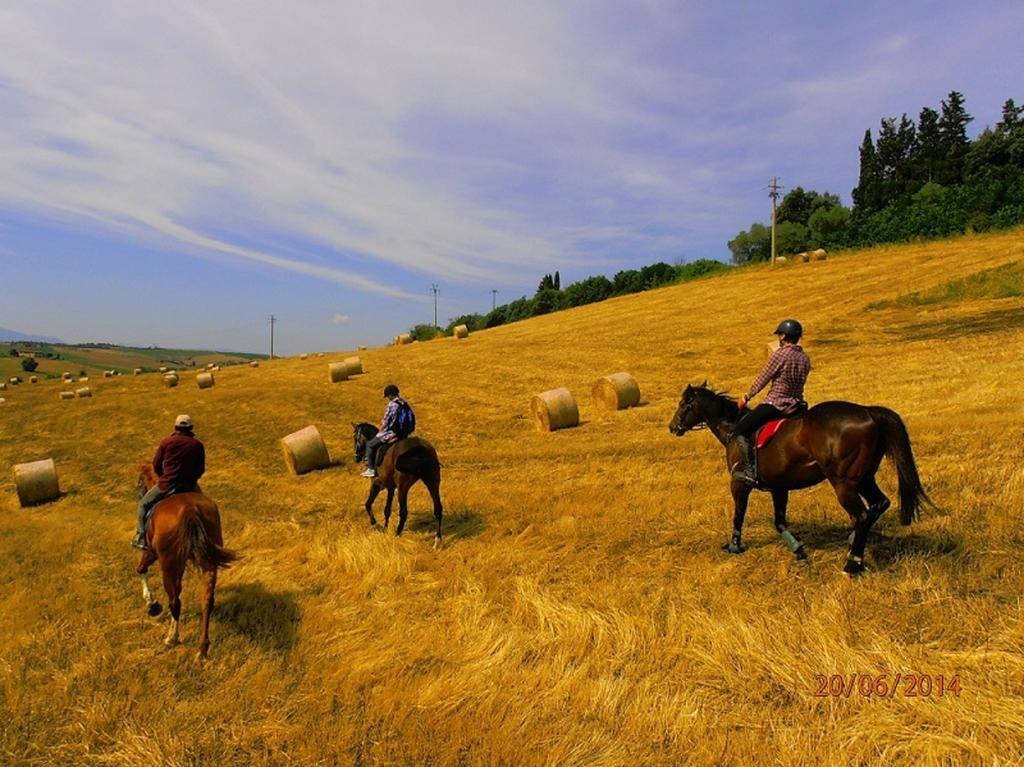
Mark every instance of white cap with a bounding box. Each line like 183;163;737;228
174;414;194;429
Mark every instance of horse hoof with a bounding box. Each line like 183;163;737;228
164;637;179;646
843;559;866;576
148;602;163;617
433;537;441;550
722;542;745;554
794;546;808;561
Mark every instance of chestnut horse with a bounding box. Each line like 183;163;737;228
134;463;236;657
352;423;444;546
669;384;931;575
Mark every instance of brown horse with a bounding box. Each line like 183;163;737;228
134;463;237;657
352;423;444;546
669;384;931;575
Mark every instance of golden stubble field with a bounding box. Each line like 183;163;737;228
2;231;1023;766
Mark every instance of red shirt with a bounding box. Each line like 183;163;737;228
153;430;205;492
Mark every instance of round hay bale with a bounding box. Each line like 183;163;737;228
207;362;215;369
13;458;60;506
163;374;179;388
9;377;19;385
0;383;5;391
29;376;38;384
299;354;308;360
280;425;331;475
397;334;412;345
133;368;142;375
812;248;827;261
103;370;113;378
76;387;92;398
775;256;788;264
316;352;325;358
196;372;215;389
591;372;640;411
798;252;811;263
212;365;221;372
358;345;366;351
453;324;469;339
531;387;580;432
328;362;349;383
0;397;5;405
78;377;88;383
60;391;74;400
343;356;363;375
250;361;259;368
158;366;168;373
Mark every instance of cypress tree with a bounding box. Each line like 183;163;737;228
938;90;973;185
852;130;882;214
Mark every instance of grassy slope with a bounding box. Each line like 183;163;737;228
2;230;1023;766
0;344;263;381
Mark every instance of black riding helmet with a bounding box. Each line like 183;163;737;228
774;319;803;341
383;384;400;398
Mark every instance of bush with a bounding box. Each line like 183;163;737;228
532;289;564;316
445;314;486;335
20;357;38;372
611;269;645;295
408;324;441;342
676;259;729;282
563;275;612;307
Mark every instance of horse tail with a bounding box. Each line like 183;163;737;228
180;505;238;571
395;446;441;480
868;406;931;525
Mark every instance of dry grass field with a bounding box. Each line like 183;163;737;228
2;230;1023;766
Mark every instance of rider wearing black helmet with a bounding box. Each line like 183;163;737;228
729;319;811;485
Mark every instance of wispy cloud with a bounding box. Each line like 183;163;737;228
331;313;350;326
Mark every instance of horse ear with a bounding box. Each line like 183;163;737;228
701;379;708;388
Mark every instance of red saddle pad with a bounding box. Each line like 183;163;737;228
755;419;787;449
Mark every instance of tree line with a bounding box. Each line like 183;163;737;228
728;91;1024;263
408;259;729;340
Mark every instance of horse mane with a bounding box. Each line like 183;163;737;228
694;385;741;420
136;461;159;489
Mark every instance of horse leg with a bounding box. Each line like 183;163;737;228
724;481;751;553
848;475;891;545
395;479;412;536
426;472;443;548
383;487;395;529
364;483;382;527
835;481;870;575
771;489;807;560
140;572;162;616
198;567;217;660
162;562;182;645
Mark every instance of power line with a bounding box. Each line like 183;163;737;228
770;177;782;266
490;289;498;311
268;314;276;359
430;284;439;328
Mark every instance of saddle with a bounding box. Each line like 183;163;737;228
754;419;788;450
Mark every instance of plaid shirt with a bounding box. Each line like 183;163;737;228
377;397;405;442
747;344;810;414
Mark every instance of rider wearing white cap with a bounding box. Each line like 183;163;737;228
131;414;206;549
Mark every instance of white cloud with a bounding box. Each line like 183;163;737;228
331;313;350;326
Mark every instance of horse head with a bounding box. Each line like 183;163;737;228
352;422;376;462
668;381;714;436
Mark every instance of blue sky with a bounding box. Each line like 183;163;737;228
1;1;1021;353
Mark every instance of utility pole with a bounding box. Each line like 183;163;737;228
769;177;782;267
490;289;498;310
430;284;439;328
268;314;276;359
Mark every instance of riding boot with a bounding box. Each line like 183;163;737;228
731;436;757;486
130;530;148;549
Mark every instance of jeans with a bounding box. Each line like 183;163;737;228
365;436;384;469
136;485;169;536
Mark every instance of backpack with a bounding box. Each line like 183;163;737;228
394;399;416;438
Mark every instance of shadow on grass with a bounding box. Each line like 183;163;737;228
407;506;486;540
215;582;301;652
786;522;963;563
889;306;1024;342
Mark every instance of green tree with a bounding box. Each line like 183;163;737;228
937;90;973;185
532;289;563;316
807;204;851;247
562;275;612;307
852;129;883;214
914;106;943;183
727;222;771;264
611;269;644;294
775;221;809;255
444;313;486;334
20;357;39;373
408;324;441;341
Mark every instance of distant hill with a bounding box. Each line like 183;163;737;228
0;326;64;344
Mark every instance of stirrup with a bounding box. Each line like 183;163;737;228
130;533;148;550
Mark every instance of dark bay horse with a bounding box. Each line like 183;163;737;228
668;384;931;574
135;463;236;657
352;423;444;546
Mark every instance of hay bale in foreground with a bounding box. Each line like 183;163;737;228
60;391;74;400
343;356;363;375
163;374;179;388
76;387;92;398
453;324;469;339
812;248;827;261
592;372;641;411
196;372;215;389
281;425;331;475
14;458;60;507
328;362;349;383
531;388;580;432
